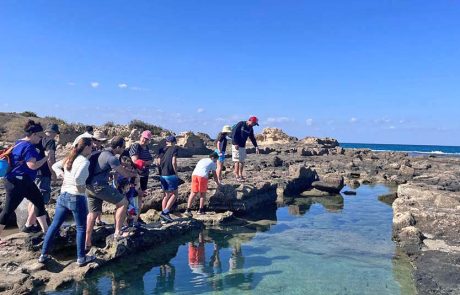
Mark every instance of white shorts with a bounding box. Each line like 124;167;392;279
232;146;247;162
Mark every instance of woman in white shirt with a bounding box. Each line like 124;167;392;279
39;137;95;266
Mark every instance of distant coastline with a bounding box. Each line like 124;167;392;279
341;142;460;156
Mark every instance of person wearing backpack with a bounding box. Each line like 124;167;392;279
231;116;260;182
24;123;60;233
129;130;154;224
0;120;50;245
85;136;137;250
39;137;95;266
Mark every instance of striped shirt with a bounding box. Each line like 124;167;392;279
129;143;153;176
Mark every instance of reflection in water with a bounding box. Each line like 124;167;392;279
49;185;416;295
286;194;344;216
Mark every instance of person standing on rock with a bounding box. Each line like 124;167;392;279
24;123;60;233
85;136;137;249
39;137;95;266
156;135;179;223
215;125;232;182
0;120;49;244
184;152;221;217
129;130;154;224
231;116;260;182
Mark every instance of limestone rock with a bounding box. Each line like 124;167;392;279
256;128;298;145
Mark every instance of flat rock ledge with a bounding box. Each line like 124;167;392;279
0;218;203;294
393;183;460;295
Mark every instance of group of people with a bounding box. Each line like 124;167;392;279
0;116;260;267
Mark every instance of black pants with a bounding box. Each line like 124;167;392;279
0;176;47;225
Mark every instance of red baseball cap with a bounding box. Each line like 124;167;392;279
248;116;259;126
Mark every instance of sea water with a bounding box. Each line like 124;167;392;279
341;142;460;156
48;185;415;295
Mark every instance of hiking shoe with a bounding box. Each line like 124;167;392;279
197;208;206;215
22;224;40;233
160;212;174;223
183;210;192;218
38;254;51;264
77;255;96;267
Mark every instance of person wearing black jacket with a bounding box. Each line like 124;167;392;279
231;116;260;182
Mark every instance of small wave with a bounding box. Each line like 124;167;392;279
363;149;460;155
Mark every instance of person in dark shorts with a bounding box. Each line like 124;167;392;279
25;123;59;232
85;136;137;249
129;130;153;223
156;135;179;223
215;125;232;182
0;120;49;243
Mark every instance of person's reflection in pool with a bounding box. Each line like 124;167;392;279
225;241;253;290
208;242;224;290
154;263;176;293
188;232;207;285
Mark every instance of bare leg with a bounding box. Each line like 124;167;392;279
239;162;245;179
162;192;169;211
165;191;177;211
36;215;48;233
187;192;197;209
216;162;222;181
85;212;98;248
114;199;128;235
234;162;240;178
199;193;206;209
25;202;37;227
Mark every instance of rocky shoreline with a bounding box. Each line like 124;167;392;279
1;125;459;294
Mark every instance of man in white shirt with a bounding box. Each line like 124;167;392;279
184;152;221;216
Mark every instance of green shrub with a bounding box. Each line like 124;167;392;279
20;111;38;118
128;119;166;135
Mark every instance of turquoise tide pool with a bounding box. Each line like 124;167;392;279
48;185;415;295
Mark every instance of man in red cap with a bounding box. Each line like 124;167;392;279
231;116;260;182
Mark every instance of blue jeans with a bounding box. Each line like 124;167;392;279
160;175;179;192
41;192;88;259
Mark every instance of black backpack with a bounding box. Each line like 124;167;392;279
85;150;103;185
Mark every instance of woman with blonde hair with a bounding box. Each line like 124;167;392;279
39;137;95;266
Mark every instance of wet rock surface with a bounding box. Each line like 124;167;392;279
0;219;203;294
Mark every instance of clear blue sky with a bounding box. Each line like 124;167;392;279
1;1;459;145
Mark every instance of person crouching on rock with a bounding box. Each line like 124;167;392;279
184;152;221;217
39;137;95;266
156;135;179;223
85;136;137;249
215;125;232;182
0;120;49;245
231;116;260;182
114;156;141;228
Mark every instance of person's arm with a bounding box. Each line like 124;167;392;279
113;165;137;179
216;139;222;154
172;156;177;175
52;159;65;179
249;128;260;154
129;143;139;163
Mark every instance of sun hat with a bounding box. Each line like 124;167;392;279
248;116;259;126
45;123;60;134
92;131;108;141
141;130;153;140
222;125;232;133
